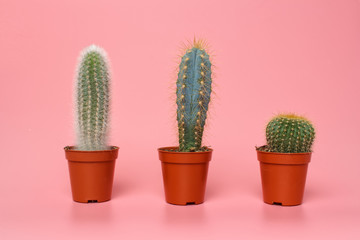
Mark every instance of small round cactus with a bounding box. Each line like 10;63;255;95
265;114;315;153
75;45;110;151
176;40;212;152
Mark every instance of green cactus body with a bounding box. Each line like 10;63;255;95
75;45;110;151
265;114;315;153
176;42;212;152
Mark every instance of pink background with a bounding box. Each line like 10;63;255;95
1;0;360;239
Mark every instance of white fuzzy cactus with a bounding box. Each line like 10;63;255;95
75;45;110;151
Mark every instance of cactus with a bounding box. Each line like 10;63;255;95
176;40;212;152
264;114;315;153
75;45;110;151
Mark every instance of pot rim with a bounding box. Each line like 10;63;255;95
158;146;213;154
64;146;119;163
158;146;213;164
256;149;311;165
64;146;119;152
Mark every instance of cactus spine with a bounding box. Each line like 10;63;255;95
176;41;212;152
75;45;110;151
265;114;315;153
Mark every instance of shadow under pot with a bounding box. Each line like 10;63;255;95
158;147;213;205
64;146;119;203
256;150;311;206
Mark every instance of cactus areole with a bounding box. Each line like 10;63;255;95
176;41;212;152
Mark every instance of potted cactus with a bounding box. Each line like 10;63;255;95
64;45;119;203
256;114;316;206
158;40;213;205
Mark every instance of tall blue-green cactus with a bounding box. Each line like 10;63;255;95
176;41;212;152
75;45;110;151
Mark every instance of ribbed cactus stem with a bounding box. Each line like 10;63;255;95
265;114;315;153
75;45;110;151
176;41;212;152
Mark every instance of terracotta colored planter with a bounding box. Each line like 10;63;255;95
256;150;311;206
158;147;212;205
64;146;119;203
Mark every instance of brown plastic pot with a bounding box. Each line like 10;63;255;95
158;147;212;205
256;150;311;206
64;146;119;203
